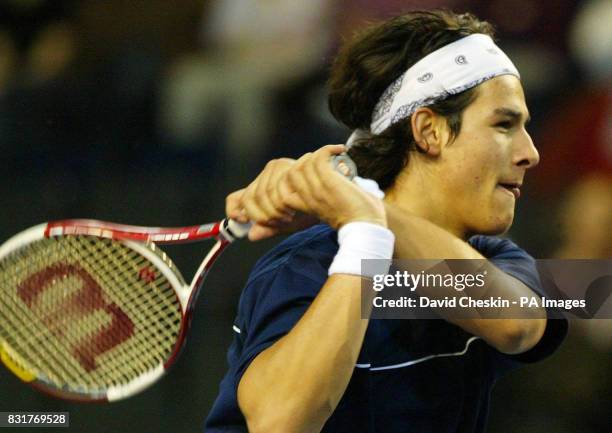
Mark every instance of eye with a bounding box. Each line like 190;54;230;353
495;120;513;130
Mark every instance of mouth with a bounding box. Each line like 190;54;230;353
497;182;522;199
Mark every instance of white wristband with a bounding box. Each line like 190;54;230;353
328;222;395;278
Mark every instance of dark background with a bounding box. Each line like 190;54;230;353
0;1;610;432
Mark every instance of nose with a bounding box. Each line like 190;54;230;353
514;128;540;169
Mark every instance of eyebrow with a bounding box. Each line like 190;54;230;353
493;107;531;124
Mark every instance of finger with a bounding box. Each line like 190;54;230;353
317;144;347;157
251;162;284;220
241;177;275;224
240;166;285;224
315;148;352;190
268;160;296;217
242;194;274;224
275;152;315;211
256;160;295;219
299;145;352;211
300;150;326;202
314;144;348;178
248;224;280;241
273;147;349;216
277;168;310;213
284;159;323;215
225;189;247;221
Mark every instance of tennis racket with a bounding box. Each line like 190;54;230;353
0;154;357;402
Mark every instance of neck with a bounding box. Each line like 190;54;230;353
383;166;468;240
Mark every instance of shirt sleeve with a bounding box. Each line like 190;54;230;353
468;236;568;370
231;247;331;391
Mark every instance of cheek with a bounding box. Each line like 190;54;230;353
454;144;501;195
475;142;507;185
458;141;510;219
448;130;515;233
469;167;490;193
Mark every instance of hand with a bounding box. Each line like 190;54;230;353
226;145;387;240
225;158;319;241
277;145;386;230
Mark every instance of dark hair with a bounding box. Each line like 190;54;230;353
328;10;495;189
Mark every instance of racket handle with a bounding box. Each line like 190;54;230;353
222;219;253;241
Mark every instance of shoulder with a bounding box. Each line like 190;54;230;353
468;235;532;260
230;225;340;376
246;224;339;283
468;235;538;289
235;224;338;326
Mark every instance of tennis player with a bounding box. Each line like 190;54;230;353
205;10;567;433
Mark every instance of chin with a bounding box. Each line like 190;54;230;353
468;211;514;236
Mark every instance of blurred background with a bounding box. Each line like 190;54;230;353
0;0;610;432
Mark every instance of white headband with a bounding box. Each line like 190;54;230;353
347;33;519;145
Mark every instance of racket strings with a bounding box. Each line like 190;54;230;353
0;236;184;394
1;242;88;386
80;239;182;381
2;240;125;384
64;236;183;385
50;238;173;382
1;239;113;388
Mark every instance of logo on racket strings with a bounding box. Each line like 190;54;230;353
17;264;135;372
138;266;157;283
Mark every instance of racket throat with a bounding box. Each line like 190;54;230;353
181;239;228;312
176;285;192;314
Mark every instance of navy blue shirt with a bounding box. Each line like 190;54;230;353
205;225;567;432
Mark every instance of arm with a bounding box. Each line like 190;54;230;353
238;274;373;433
237;146;390;433
228;153;546;355
230;147;545;432
384;203;547;355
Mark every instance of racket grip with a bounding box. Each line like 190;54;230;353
223;219;253;241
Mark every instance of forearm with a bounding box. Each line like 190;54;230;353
385;203;546;354
385;203;481;259
238;274;372;433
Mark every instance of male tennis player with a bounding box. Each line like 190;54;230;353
205;10;567;433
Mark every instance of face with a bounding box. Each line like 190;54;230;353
433;75;539;237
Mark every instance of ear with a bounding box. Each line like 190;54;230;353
411;108;451;156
